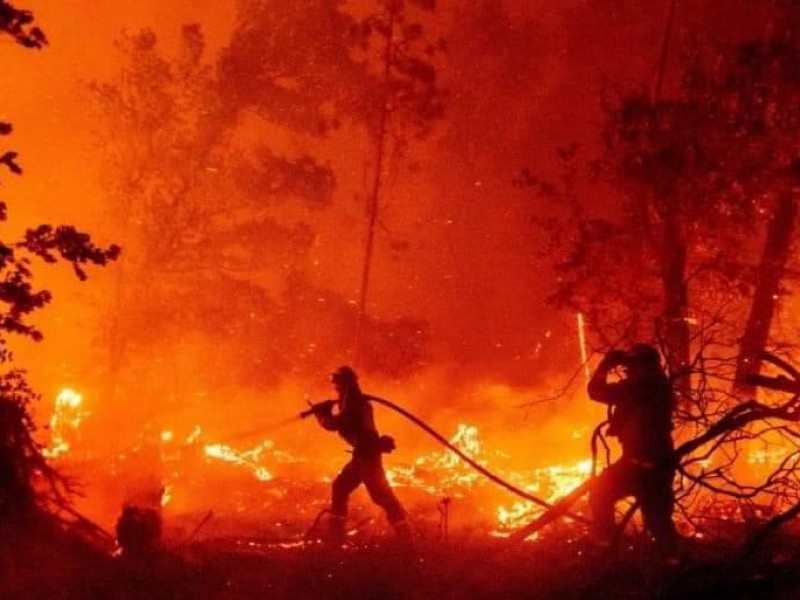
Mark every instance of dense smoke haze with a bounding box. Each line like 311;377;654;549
11;2;800;599
0;1;774;400
0;0;793;528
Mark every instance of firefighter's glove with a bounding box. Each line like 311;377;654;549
300;399;336;419
379;435;396;454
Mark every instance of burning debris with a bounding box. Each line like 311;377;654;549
34;379;800;547
203;441;274;482
31;376;800;549
38;379;596;540
43;388;86;459
12;0;800;598
20;353;800;600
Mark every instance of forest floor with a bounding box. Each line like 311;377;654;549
6;529;800;600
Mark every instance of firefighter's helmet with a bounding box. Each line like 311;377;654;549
331;365;358;385
628;343;661;367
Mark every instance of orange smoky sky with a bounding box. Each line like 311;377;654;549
0;0;774;402
0;0;782;533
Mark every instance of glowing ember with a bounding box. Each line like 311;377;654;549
436;424;482;468
43;388;86;458
204;441;274;481
386;423;594;534
36;392;800;541
185;426;202;444
493;459;593;534
747;447;789;466
161;484;173;507
391;422;485;493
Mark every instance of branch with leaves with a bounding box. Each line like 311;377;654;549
0;2;119;534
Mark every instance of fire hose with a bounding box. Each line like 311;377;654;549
302;395;591;526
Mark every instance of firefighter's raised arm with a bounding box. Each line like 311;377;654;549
314;400;339;431
588;349;629;405
299;399;339;430
316;414;339;431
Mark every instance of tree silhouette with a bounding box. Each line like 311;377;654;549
0;1;119;531
92;9;432;409
91;25;332;407
516;0;800;545
220;0;443;363
523;8;800;394
347;0;443;359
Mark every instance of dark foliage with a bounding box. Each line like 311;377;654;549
522;3;800;376
92;10;434;409
517;1;800;549
0;1;118;530
0;0;45;48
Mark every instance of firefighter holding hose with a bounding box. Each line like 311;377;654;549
305;366;411;543
588;344;678;552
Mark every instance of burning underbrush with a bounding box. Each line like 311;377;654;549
37;386;601;545
35;383;800;552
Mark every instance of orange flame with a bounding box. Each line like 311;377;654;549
203;441;274;481
43;388;86;458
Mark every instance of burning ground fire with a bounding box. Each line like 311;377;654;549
43;388;87;458
382;423;595;535
203;441;274;482
40;387;799;542
41;387;597;537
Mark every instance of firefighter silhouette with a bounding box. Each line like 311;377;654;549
588;344;677;550
313;366;411;542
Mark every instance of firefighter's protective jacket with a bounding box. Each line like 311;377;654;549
316;393;382;457
588;367;673;464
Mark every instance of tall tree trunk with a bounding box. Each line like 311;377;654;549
653;0;678;100
734;193;798;396
354;0;398;364
653;0;690;395
661;213;692;397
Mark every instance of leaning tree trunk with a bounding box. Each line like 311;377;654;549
661;213;692;399
734;193;798;396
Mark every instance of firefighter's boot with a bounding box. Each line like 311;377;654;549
327;514;346;544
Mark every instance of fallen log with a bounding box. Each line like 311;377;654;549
509;478;593;542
